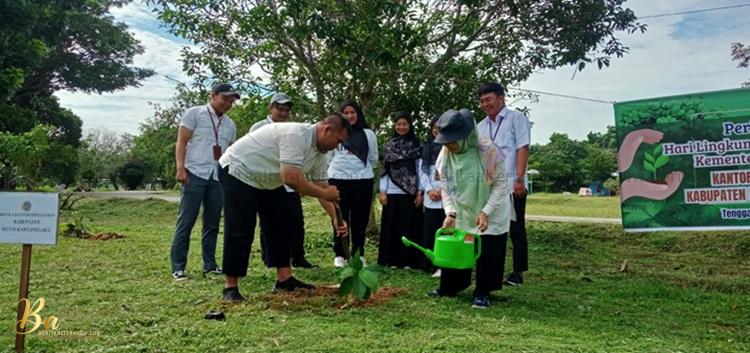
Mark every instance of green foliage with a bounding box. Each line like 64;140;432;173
643;144;669;179
338;250;382;300
603;177;620;195
78;128;133;189
0;125;52;190
618;99;706;128
0;0;153;187
117;159;148;190
59;216;92;238
152;0;645;139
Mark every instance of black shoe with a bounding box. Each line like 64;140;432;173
504;272;523;286
172;270;187;281
426;289;456;298
222;287;246;302
272;276;316;293
472;295;491;309
203;267;223;276
291;257;318;269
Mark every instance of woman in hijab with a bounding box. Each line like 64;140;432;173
377;111;423;268
327;99;379;268
418;115;445;276
430;108;511;309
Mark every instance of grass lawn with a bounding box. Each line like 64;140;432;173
1;197;748;352
527;193;621;218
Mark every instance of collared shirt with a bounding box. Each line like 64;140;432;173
249;116;293;192
180;104;237;181
248;116;274;134
418;160;443;209
477;106;531;187
327;129;378;180
219;122;328;190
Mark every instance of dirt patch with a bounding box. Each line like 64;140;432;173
261;285;405;310
87;232;125;241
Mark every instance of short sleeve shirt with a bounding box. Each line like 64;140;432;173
180;104;237;181
477;106;531;186
219;123;328;190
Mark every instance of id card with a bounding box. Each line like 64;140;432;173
213;145;222;160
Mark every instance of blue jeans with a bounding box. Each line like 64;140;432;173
170;170;223;272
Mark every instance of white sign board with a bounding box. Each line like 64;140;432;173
0;192;59;245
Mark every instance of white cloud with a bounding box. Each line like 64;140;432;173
518;0;750;143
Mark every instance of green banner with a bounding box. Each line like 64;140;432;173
614;88;750;232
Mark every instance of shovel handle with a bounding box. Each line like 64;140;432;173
334;203;350;259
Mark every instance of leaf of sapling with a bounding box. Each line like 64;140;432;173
358;269;379;292
364;264;383;274
654;155;669;169
353;277;368;299
644;160;655;172
339;277;354;296
338;266;357;281
644;152;655;163
350;250;363;270
362;287;372;300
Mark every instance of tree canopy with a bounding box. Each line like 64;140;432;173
152;0;645;134
0;0;153;189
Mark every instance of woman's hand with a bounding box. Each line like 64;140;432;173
415;193;423;207
475;211;488;233
442;216;455;229
333;219;349;237
427;190;441;201
378;192;388;206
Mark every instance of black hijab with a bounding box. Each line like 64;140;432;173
421;115;441;174
340;99;369;165
381;112;421;195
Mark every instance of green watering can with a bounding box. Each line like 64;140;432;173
401;228;481;269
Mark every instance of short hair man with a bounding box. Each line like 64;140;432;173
476;81;531;286
171;83;239;281
219;114;351;301
249;93;316;268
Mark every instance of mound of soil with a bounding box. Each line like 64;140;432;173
87;232;125;241
261;285;405;310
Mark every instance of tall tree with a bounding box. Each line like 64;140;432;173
731;42;750;87
0;0;153;188
151;0;645;134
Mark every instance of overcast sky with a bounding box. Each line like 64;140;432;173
55;0;750;144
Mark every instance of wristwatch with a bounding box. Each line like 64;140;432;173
447;213;456;219
514;177;524;184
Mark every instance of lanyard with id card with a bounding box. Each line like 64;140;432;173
207;107;223;160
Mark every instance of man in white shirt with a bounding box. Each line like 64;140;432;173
476;81;531;286
170;83;239;281
249;93;316;268
218;114;350;302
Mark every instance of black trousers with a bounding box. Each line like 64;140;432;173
260;191;305;264
438;233;507;297
378;194;422;268
221;168;291;277
329;179;374;257
421;207;445;271
510;193;528;273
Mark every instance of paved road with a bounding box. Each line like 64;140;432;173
77;191;622;225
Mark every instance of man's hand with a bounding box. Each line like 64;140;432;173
442;216;455;229
333;219;348;237
414;193;423;207
513;181;526;197
427;190;441;201
378;192;388;206
176;167;189;185
321;185;340;202
475;211;488;233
